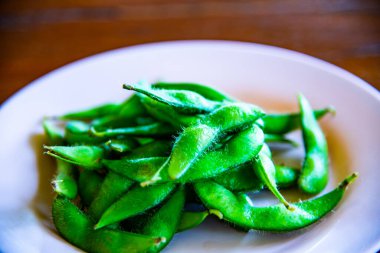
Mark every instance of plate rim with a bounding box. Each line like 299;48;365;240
1;40;379;112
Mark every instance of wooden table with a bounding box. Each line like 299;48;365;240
1;0;379;104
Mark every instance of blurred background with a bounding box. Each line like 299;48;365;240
0;0;379;104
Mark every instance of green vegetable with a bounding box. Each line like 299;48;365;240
298;94;329;194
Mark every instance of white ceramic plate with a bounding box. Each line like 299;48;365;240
0;41;379;253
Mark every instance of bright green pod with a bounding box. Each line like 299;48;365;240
264;134;298;147
52;197;165;253
105;138;139;153
90;122;176;138
140;96;202;128
90;94;148;128
105;125;264;185
214;163;299;192
78;170;103;207
43;119;78;199
152;81;235;102
263;107;334;135
194;173;357;232
64;121;106;145
44;145;104;169
126;139;173;159
60;103;120;120
298;94;329;194
52;160;78;199
252;149;292;209
177;211;209;232
88;172;134;220
42;119;64;145
141;187;186;251
124;83;220;114
166;103;264;181
95;183;176;229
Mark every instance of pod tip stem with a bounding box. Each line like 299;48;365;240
339;172;358;189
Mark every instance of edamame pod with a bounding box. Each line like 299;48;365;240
95;183;176;229
90;122;176;138
44;145;104;169
88;172;134;220
78;170;103;207
53;196;165;253
263;107;334;135
164;103;264;181
141;187;185;251
194;173;357;232
298;94;329;194
152;81;235;102
124;83;220;114
177;211;209;232
60;103;120;120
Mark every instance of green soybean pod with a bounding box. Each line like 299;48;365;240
252;149;292;209
166;103;264;181
106;125;264;185
52;196;165;253
263;107;334;135
140;96;202;128
152;81;235;102
90;94;148;129
124;83;220;114
194;173;357;232
105;138;139;153
43;119;78;199
44;145;104;169
90;122;177;138
78;170;103;207
264;134;298;147
95;183;176;229
298;94;329;194
52;160;78;199
64;121;106;145
126;139;173;159
177;211;209;232
141;187;186;251
88;172;134;220
213;163;299;193
60;103;120;120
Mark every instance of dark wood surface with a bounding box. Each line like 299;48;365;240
1;0;379;104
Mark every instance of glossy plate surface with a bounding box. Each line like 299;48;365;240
0;41;379;253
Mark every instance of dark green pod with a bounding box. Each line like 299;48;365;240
52;197;165;253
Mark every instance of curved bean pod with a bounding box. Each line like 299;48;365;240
164;103;264;181
44;145;104;169
263;107;334;135
90;122;176;138
88;172;134;220
177;211;209;232
53;196;165;253
78;170;103;207
194;173;357;232
252;149;292;209
95;182;176;229
213;163;298;193
60;103;120;120
105;125;264;185
141;187;185;251
298;94;329;194
152;82;235;102
124;83;220;114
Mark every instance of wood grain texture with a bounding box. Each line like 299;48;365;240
1;0;379;104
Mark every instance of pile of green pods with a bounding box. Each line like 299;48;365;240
43;82;357;253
